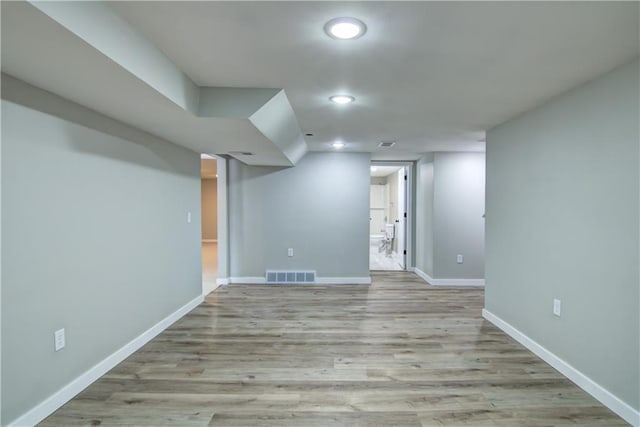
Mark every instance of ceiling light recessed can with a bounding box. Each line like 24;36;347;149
329;95;355;105
324;17;367;40
332;141;346;149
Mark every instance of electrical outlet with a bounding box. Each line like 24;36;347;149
553;299;561;317
54;328;65;351
187;211;192;223
456;254;463;264
288;248;294;257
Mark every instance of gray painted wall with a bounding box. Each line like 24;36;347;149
1;75;202;424
415;154;435;277
485;59;639;410
433;152;486;279
414;152;485;280
228;152;370;279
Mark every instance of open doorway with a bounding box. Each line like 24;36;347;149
369;164;408;270
201;154;218;293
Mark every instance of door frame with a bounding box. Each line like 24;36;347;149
370;160;414;271
201;154;228;296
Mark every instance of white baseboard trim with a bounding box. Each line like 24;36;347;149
228;277;372;285
411;266;430;283
201;239;217;243
229;276;266;284
316;276;371;285
8;295;203;427
413;267;485;287
216;277;229;286
482;309;640;427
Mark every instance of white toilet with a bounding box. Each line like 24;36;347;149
385;223;395;240
369;234;385;247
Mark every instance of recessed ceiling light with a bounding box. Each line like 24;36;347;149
329;95;355;105
324;17;367;40
332;141;346;149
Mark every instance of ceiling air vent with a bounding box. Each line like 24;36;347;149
378;141;396;148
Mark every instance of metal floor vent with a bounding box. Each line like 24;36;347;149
266;270;316;284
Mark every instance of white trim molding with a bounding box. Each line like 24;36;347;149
8;295;203;427
216;278;229;286
483;309;640;427
412;267;485;287
228;276;372;285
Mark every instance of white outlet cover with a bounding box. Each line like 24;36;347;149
456;254;463;264
54;328;65;351
553;299;561;317
187;211;192;223
288;248;294;257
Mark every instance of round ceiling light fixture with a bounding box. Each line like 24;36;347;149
329;95;355;105
332;140;346;149
324;17;367;40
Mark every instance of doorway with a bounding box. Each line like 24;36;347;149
369;163;409;271
201;154;218;294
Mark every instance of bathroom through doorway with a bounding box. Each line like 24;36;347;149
369;163;409;271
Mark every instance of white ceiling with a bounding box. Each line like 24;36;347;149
2;1;638;163
371;166;402;178
110;1;638;155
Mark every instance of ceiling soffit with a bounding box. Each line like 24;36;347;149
27;1;307;167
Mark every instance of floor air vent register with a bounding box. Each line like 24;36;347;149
266;271;316;284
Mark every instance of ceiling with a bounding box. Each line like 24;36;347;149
371;166;402;178
2;1;638;165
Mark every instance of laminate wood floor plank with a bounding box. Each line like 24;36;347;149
40;271;627;426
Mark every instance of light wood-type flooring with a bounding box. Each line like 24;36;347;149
41;271;627;426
